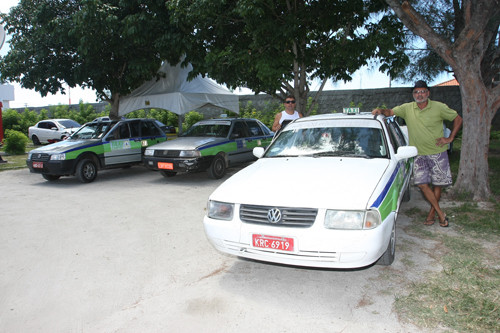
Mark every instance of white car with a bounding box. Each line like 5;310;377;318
203;112;417;269
28;119;81;144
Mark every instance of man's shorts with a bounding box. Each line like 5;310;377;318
413;151;452;186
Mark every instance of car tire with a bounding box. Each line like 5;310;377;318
76;158;98;183
402;184;411;202
377;222;396;266
32;135;41;145
42;174;60;181
160;170;177;177
207;153;226;179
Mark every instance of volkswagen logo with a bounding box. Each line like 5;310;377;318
267;208;282;223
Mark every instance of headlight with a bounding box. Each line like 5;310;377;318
27;152;33;160
50;153;66;161
324;209;381;230
207;200;234;221
180;150;200;158
144;149;154;156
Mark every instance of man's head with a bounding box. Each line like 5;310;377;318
412;80;429;104
284;95;296;112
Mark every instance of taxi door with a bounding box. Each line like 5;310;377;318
104;121;142;165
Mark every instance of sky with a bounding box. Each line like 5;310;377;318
0;0;453;109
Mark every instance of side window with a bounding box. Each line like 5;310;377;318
129;121;140;138
385;118;407;152
38;122;47;129
246;120;264;137
109;123;131;140
231;121;250;138
141;121;162;137
46;122;56;129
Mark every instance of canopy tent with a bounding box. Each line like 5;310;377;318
118;61;239;116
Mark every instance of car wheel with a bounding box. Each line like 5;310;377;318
42;174;60;181
207;153;226;179
160;170;177;177
402;184;411;202
377;222;396;266
76;158;98;183
32;135;41;145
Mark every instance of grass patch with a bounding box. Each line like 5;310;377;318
0;143;36;171
395;141;500;332
395;236;500;332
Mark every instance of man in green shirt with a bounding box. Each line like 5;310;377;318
372;80;462;227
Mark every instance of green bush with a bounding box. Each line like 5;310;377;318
3;129;29;155
183;111;204;130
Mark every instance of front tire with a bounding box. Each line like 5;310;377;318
377;222;396;266
76;158;98;183
207;154;226;179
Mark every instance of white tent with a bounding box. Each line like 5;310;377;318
118;61;239;116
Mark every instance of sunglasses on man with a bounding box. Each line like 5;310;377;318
285;100;296;104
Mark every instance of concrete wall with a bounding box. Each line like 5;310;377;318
239;86;463;115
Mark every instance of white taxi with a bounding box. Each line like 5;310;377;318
203;112;417;268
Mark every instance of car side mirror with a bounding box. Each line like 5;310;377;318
253;147;265;158
395;146;418;161
51;127;58;130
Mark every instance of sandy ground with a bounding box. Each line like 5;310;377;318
0;165;444;333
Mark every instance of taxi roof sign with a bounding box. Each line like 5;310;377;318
343;107;360;115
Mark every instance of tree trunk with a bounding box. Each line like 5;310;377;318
453;69;493;200
108;92;121;120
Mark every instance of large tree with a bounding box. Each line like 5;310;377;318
385;0;500;200
0;0;187;119
172;0;408;115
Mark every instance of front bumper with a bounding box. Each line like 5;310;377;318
144;156;214;173
203;209;396;269
26;159;77;176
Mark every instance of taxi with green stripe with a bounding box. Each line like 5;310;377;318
27;118;167;183
144;118;273;179
203;111;417;268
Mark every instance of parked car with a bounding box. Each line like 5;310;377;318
28;119;81;144
203;111;417;268
144;118;274;179
26;118;167;183
154;120;176;134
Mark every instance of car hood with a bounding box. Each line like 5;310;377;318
149;136;226;150
210;157;390;210
30;139;101;153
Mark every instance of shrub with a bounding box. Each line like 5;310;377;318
3;129;29;155
183;111;204;129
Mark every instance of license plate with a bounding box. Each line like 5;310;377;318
158;162;173;170
33;162;43;169
252;234;294;252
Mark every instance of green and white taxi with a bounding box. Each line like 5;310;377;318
27;118;167;183
203;112;417;268
144;118;274;179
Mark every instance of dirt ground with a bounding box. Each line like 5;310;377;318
0;166;447;333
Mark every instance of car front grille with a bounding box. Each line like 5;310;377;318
30;153;50;162
154;150;180;157
240;204;317;228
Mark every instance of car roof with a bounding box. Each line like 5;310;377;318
294;112;382;122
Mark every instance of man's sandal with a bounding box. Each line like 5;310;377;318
439;215;450;227
424;219;435;226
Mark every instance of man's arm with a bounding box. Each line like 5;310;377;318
371;108;395;117
272;112;282;131
436;114;463;147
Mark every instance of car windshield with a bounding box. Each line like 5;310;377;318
59;119;81;128
265;124;387;158
181;123;230;138
69;122;113;140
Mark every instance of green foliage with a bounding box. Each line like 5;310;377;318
172;0;407;114
183;111;204;130
125;108;179;127
239;100;281;129
0;0;188;118
3;129;28;155
1;104;108;136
